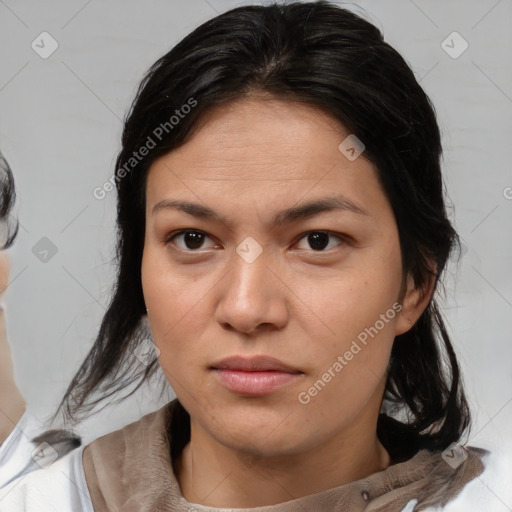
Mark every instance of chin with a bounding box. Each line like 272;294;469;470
210;412;309;457
224;431;302;459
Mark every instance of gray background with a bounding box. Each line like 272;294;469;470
0;0;511;457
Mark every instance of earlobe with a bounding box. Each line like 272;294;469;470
394;272;436;336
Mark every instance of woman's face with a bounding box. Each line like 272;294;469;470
142;96;423;457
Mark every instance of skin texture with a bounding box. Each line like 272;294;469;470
141;96;435;508
0;251;26;446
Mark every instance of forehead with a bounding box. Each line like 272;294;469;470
145;97;388;218
169;97;349;177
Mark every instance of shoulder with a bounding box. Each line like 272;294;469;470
440;443;512;511
0;444;93;512
396;443;511;511
82;402;175;508
0;403;177;511
0;408;79;488
0;409;36;486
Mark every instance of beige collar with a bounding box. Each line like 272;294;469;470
82;399;487;512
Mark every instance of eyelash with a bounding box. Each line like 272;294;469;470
164;229;350;254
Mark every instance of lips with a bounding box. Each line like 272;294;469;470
210;356;303;396
210;355;302;374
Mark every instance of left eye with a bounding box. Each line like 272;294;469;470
295;231;346;252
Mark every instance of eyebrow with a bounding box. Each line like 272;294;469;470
152;195;370;227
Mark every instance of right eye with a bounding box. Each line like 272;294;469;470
165;229;218;252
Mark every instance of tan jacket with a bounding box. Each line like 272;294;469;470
82;399;487;512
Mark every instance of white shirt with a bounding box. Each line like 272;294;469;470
0;409;92;512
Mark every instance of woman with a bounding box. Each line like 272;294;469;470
0;2;502;510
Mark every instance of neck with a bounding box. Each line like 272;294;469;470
174;410;391;508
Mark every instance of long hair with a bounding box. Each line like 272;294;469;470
53;1;470;453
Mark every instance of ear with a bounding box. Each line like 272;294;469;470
394;268;436;336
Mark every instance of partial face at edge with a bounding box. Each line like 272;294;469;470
141;96;421;457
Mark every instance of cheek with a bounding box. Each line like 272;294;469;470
141;248;209;371
142;244;188;324
299;281;397;425
313;260;401;343
301;242;402;386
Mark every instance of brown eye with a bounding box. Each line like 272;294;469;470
295;231;347;252
166;230;216;251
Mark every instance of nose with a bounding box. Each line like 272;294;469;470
215;246;289;335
